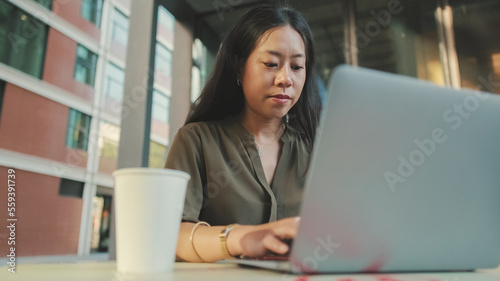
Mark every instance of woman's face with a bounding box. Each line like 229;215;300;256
240;25;306;121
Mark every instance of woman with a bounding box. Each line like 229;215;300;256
165;4;321;262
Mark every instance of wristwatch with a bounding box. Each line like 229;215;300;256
219;224;239;259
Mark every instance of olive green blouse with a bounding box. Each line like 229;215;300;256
165;116;310;226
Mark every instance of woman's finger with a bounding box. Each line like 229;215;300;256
270;218;300;239
262;233;290;255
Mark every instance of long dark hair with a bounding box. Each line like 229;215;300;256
186;5;321;150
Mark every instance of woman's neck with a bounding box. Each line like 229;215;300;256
238;111;285;142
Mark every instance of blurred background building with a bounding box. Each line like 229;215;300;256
0;0;499;260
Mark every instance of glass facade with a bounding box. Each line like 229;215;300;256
450;0;500;93
191;39;207;103
149;89;170;169
90;192;112;253
97;121;120;173
0;1;48;78
155;5;174;89
148;5;175;169
337;0;500;91
66;109;91;151
111;8;129;47
354;0;443;84
306;1;345;84
152;90;170;124
158;5;175;35
105;62;125;102
75;44;98;86
81;0;103;27
155;42;173;79
149;140;168;169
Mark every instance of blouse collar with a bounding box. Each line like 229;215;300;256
223;114;296;143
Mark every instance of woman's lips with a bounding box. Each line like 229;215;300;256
270;94;291;104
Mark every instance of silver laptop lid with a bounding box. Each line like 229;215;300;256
290;65;500;274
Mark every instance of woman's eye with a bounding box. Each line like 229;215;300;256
292;65;304;71
264;63;278;68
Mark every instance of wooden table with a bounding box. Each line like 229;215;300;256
1;261;500;281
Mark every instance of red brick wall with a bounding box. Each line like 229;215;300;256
51;0;101;41
43;28;94;102
0;83;88;168
0;167;83;256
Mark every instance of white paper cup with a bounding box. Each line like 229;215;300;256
113;168;190;273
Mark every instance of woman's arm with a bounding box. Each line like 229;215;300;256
176;217;300;262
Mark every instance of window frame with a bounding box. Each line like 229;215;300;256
155;42;173;77
59;178;85;198
111;8;129;47
152;89;170;124
66;108;91;151
81;0;104;27
90;193;113;253
0;2;49;79
105;62;125;102
74;44;98;86
158;5;175;32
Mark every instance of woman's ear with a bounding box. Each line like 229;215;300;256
233;55;244;80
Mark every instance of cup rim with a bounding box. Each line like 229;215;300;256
112;168;190;180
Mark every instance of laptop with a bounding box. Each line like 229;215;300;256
227;65;500;274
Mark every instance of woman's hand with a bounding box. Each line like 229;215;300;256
228;217;300;258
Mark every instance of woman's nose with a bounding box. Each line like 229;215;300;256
275;67;293;88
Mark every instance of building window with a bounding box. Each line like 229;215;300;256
81;0;103;27
0;2;48;78
91;192;112;253
155;42;173;77
191;39;208;103
155;6;174;91
105;63;125;102
59;178;85;198
450;0;500;93
0;80;5;120
156;5;174;53
98;121;120;173
111;8;129;47
158;6;175;32
354;1;442;83
33;0;52;9
99;122;120;159
149;141;168;169
152;90;170;124
66;109;91;151
75;44;98;86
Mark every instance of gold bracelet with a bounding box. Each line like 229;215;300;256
189;221;210;262
219;224;239;259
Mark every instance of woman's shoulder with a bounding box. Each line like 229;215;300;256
179;119;226;132
176;118;239;140
283;125;313;154
283;124;306;142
